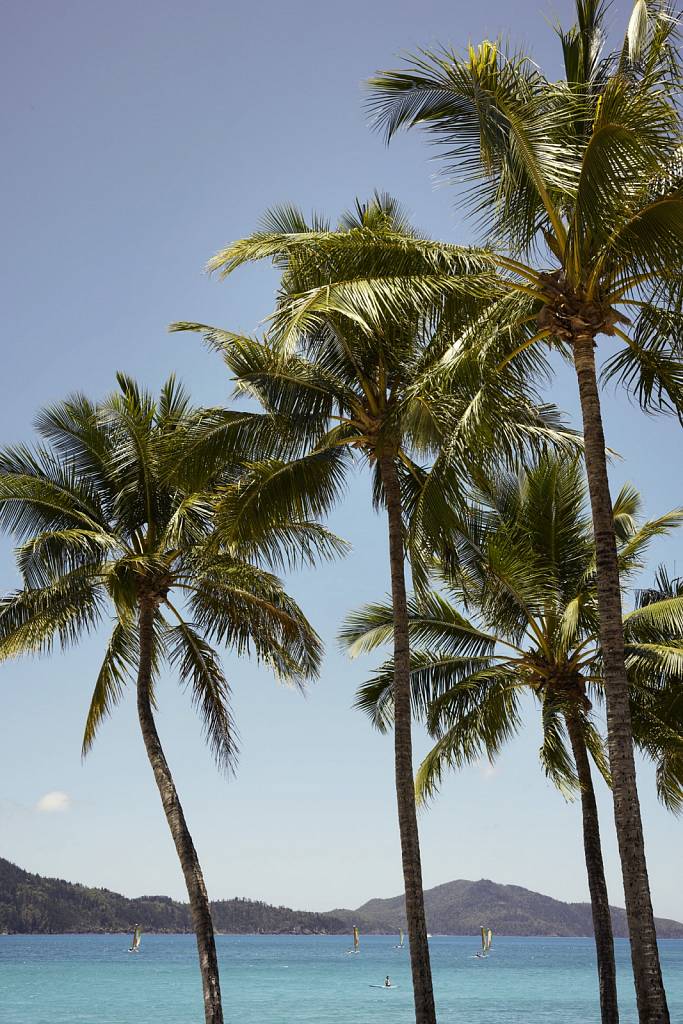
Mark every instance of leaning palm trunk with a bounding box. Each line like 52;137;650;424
573;336;668;1023
380;454;437;1024
136;599;224;1024
565;711;619;1024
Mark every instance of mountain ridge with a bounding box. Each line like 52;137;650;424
1;857;682;937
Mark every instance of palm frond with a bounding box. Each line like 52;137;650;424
214;449;350;553
189;562;321;682
415;667;522;802
82;621;138;756
0;569;104;659
163;614;237;774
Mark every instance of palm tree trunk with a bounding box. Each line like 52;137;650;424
573;334;669;1024
136;597;224;1024
379;453;437;1024
565;711;620;1024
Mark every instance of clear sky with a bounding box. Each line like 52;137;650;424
1;0;682;921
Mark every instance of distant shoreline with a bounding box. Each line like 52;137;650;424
2;932;683;940
3;858;683;938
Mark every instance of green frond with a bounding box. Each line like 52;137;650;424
214;449;350;553
611;481;642;539
82;621;138;756
189;562;322;682
601;309;683;417
163;614;237;774
415;668;522;802
1;375;331;782
617;507;683;579
368;43;577;253
340;592;496;659
0;569;104;659
629;682;683;812
539;695;578;796
636;563;683;605
221;519;350;573
581;715;612;787
0;457;108;540
34;395;113;494
259;203;331;235
160;494;214;551
15;528;119;589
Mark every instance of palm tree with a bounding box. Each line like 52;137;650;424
631;565;683;801
343;456;683;1024
354;3;683;1016
0;376;329;1024
638;564;683;607
172;195;579;1024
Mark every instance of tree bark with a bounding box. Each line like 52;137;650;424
565;711;620;1024
136;598;224;1024
573;334;669;1023
379;453;437;1024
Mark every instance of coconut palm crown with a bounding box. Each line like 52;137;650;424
345;458;683;811
0;375;330;1024
344;3;683;1017
173;194;580;1024
344;456;683;1023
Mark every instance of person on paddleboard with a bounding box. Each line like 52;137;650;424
384;976;391;988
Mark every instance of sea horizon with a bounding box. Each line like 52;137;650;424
4;930;683;938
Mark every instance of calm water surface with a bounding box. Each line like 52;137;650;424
1;934;682;1023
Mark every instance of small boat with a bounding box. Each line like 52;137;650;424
474;925;492;958
128;923;142;953
395;928;405;949
347;925;360;954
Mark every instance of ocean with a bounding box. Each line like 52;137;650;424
1;933;682;1023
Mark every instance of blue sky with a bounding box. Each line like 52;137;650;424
2;0;682;920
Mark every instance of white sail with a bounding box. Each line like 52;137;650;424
346;925;360;954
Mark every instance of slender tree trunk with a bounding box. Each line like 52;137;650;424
379;453;437;1024
573;334;669;1023
136;597;224;1024
565;711;620;1024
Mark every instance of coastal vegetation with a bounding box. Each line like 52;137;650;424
0;378;336;1024
345;456;683;1024
173;193;577;1024
364;5;683;1016
4;857;683;940
0;0;682;1023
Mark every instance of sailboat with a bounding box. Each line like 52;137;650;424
394;928;405;949
128;923;142;953
347;925;360;954
474;926;492;958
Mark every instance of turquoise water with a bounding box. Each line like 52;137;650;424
1;934;682;1023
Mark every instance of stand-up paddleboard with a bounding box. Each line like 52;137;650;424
369;984;398;989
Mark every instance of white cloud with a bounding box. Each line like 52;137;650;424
478;761;499;781
35;791;71;813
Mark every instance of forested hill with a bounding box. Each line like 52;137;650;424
0;858;347;935
2;858;683;937
342;878;683;939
